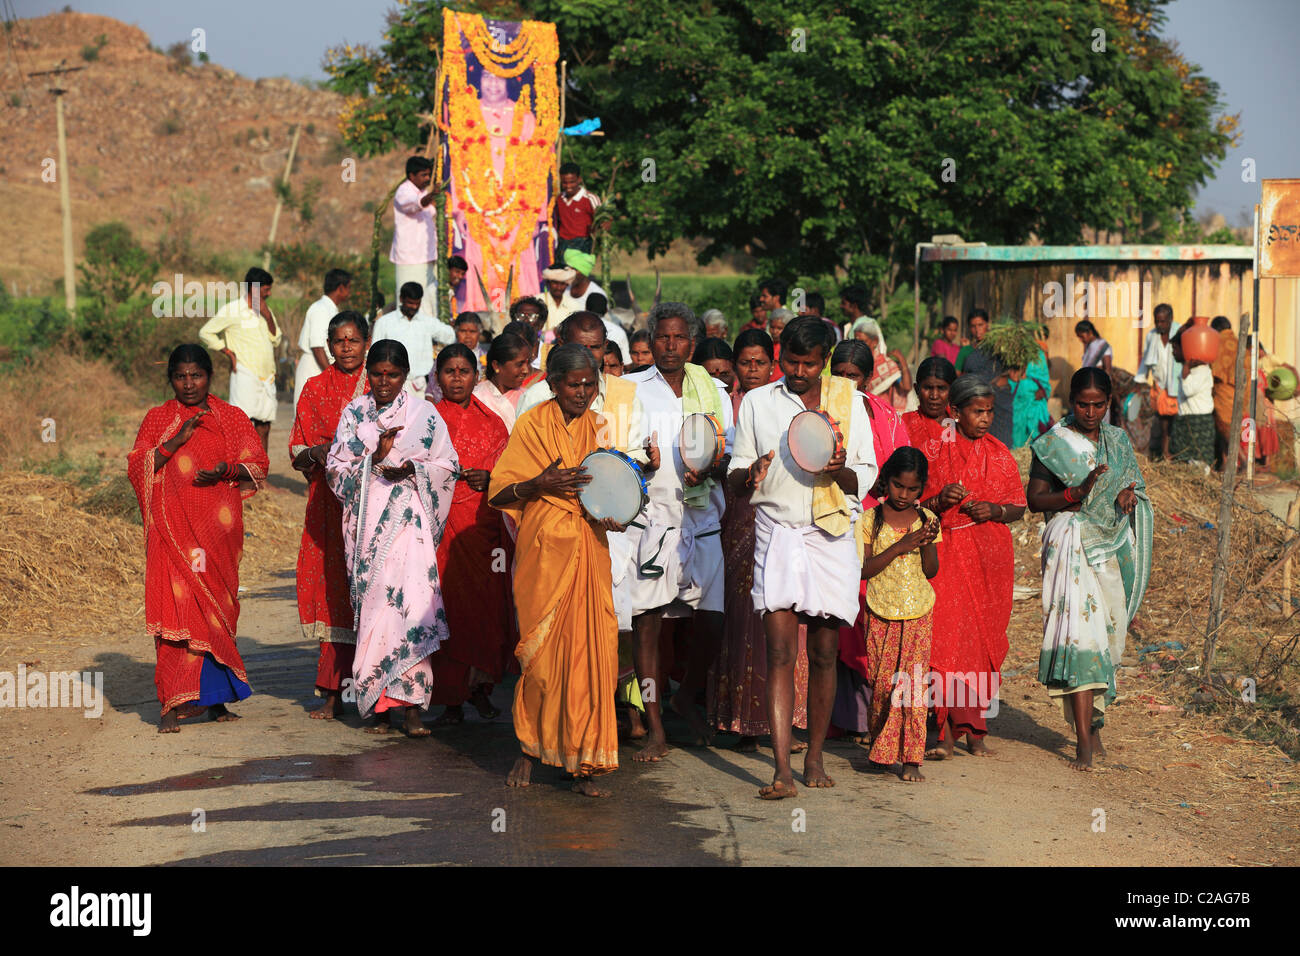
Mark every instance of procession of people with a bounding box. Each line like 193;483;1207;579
133;247;1164;799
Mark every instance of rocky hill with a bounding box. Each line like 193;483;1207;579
0;12;399;291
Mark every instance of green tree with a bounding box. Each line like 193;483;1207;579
326;0;1236;322
78;222;156;306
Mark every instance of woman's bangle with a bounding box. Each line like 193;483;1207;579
995;503;1006;522
157;443;174;459
223;463;241;481
1062;485;1079;504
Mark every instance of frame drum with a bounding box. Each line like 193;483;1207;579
678;412;725;473
787;409;845;473
577;449;649;524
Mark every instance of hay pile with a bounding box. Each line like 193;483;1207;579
0;470;303;656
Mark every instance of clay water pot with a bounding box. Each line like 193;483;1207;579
1180;315;1220;364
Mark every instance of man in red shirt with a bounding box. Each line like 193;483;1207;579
554;162;601;260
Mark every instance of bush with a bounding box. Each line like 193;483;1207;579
166;41;191;70
78;222;156;306
263;240;373;313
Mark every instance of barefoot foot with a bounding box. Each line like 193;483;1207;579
572;776;612;797
758;777;798;800
364;715;391;734
403;706;431;737
901;762;925;782
158;711;180;734
209;704;241;723
965;734;994;756
633;735;669;762
309;692;343;720
506;755;533;788
803;756;835;788
736;735;759;753
1091;728;1107;758
432;705;464;727
669;691;713;747
468;687;500;720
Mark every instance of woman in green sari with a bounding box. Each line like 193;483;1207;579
1027;368;1152;771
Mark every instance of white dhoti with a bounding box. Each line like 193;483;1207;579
609;529;633;632
229;365;277;423
751;509;858;626
625;517;724;618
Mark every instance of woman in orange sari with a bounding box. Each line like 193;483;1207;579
289;312;368;718
488;343;626;796
127;344;270;733
906;366;1026;758
430;344;517;724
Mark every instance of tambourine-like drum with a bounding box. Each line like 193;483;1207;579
678;412;725;473
788;409;845;473
1122;391;1142;423
578;449;649;525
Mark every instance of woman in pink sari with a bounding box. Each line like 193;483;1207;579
326;340;459;736
828;339;911;742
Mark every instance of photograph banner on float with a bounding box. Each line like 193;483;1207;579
437;10;560;316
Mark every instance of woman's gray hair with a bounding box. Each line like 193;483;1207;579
646;301;701;341
769;307;796;324
949;374;994;409
701;308;728;331
545;341;599;384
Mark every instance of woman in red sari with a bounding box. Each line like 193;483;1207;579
289;312;369;718
905;361;1026;757
430;344;518;724
127;344;270;733
829;339;911;743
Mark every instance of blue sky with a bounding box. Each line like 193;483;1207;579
19;0;1297;224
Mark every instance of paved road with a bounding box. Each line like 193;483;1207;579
2;403;1224;867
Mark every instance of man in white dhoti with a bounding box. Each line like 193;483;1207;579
198;266;282;451
728;316;877;798
622;303;733;761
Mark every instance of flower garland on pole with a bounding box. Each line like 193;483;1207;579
436;9;559;311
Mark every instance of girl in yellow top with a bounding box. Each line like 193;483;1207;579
861;447;941;781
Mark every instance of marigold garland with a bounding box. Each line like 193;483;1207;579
435;10;559;306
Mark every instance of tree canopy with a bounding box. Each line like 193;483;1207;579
325;0;1237;315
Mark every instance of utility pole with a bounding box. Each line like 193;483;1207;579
262;124;302;269
29;60;84;321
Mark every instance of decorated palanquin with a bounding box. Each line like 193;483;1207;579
436;10;560;313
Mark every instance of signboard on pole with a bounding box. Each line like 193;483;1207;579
1261;179;1300;278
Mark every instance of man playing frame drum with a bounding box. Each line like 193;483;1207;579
623;302;734;760
728;316;878;798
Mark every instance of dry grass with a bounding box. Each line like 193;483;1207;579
0;350;142;471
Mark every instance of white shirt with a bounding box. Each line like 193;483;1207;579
516;373;646;456
1178;364;1213;416
623;365;733;533
370;309;455;380
298;295;338;363
729;378;878;528
601;318;631;366
561;278;607;314
390;179;437;265
1135;322;1182;390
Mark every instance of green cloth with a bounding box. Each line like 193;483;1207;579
956;344;972;372
563;248;596;275
681;362;724;509
1010;349;1053;448
1030;416;1153;623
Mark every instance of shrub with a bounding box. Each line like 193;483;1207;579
78;222;157;307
